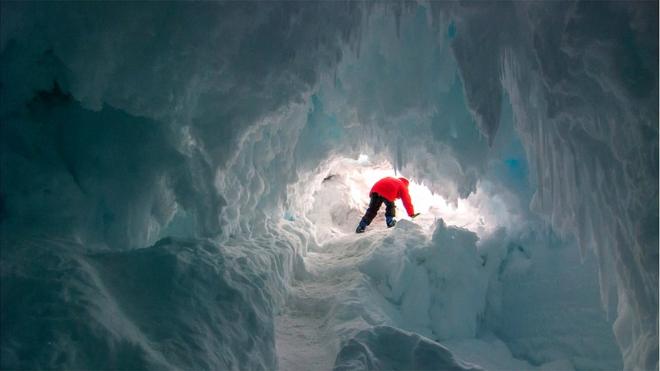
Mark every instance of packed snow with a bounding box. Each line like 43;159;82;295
1;2;656;370
276;160;621;370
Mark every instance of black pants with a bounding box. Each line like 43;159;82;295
361;192;396;225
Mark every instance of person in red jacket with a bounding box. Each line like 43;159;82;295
356;176;419;233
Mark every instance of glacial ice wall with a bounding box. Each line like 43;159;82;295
1;3;358;368
440;3;658;369
1;1;657;370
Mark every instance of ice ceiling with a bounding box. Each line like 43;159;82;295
0;2;657;371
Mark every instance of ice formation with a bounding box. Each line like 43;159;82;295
0;2;656;371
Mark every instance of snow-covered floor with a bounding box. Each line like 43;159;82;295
275;222;539;371
275;311;336;371
276;225;390;370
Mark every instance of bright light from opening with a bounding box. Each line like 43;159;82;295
294;154;517;241
341;154;493;236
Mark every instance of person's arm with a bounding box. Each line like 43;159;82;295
400;187;415;217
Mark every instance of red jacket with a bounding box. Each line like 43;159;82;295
370;177;415;217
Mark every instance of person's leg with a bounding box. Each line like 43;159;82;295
384;200;396;227
363;194;384;225
356;193;383;232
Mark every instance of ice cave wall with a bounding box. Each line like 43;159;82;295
1;1;657;370
441;3;659;369
1;3;363;369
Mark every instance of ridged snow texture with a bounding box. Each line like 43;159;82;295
1;1;657;370
2;238;280;369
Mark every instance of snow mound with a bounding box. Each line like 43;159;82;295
1;235;303;370
356;219;488;340
333;325;482;371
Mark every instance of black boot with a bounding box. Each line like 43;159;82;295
356;219;368;233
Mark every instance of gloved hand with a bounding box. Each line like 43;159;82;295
411;213;421;219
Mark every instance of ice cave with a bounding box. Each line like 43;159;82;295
0;2;657;371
